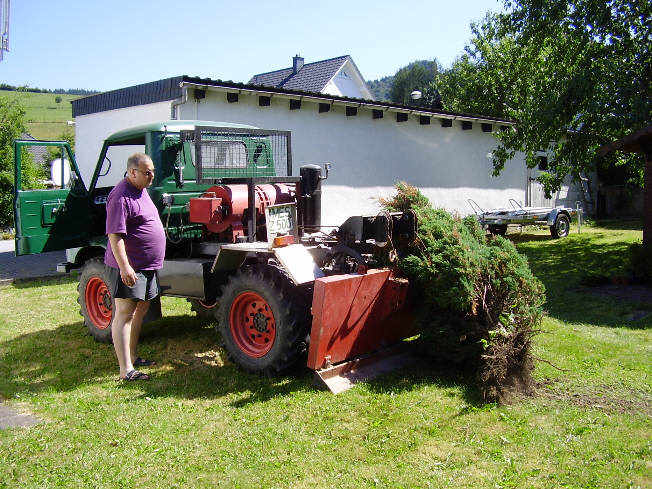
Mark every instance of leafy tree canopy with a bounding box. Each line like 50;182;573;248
390;60;443;108
433;0;651;193
0;96;45;228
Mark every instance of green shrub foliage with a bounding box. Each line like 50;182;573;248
0;96;45;228
383;182;545;402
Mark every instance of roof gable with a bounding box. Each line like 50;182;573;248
249;55;352;93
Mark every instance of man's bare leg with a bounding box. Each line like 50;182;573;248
112;298;138;378
129;300;150;361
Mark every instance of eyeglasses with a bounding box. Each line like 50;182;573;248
134;168;155;177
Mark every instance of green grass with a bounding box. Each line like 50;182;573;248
1;91;78;140
0;224;650;488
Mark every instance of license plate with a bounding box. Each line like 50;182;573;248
265;203;295;235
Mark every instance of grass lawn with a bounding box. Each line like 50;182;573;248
1;91;77;140
0;223;650;488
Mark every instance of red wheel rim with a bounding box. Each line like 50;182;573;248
229;291;276;357
199;300;218;309
85;276;112;329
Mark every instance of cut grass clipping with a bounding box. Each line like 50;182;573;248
382;183;545;403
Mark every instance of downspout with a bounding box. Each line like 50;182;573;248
170;82;189;120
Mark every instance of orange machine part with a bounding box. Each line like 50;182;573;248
188;184;294;238
307;269;415;370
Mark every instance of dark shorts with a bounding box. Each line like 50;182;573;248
105;265;160;301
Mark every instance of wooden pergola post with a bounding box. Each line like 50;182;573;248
599;126;652;246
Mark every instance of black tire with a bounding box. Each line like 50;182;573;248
488;224;508;236
77;257;113;343
550;214;570;238
188;299;218;319
217;265;311;375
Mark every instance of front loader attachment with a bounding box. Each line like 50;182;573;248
307;268;417;393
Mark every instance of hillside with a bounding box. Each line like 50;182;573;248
0;90;78;140
367;60;441;103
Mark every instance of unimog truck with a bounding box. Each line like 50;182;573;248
13;121;417;388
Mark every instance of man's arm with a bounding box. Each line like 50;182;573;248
108;233;137;286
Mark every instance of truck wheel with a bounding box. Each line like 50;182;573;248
77;258;113;343
488;224;507;236
188;299;218;319
217;265;310;375
550;214;570;238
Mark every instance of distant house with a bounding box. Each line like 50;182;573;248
20;133;50;165
249;55;374;100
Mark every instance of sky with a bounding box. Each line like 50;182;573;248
1;0;503;92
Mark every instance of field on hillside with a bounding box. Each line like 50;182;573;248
0;223;650;488
0;90;78;140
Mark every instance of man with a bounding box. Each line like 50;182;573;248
104;153;166;381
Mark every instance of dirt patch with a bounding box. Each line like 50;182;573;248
0;403;40;429
536;380;652;416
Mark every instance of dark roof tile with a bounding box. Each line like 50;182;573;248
249;56;350;93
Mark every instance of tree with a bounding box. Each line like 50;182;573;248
390;60;443;108
55;95;62;103
433;0;651;197
0;96;45;228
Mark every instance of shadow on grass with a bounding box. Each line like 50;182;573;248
11;274;78;289
0;313;485;407
362;355;485;407
0;314;312;405
509;232;652;329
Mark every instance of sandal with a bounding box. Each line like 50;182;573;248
121;369;150;381
133;357;156;367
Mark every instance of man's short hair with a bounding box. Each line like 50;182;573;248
127;153;151;170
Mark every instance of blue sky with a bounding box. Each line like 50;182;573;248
1;0;502;92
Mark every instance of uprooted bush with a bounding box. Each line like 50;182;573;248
382;183;546;403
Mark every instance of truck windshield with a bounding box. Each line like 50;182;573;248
95;144;145;189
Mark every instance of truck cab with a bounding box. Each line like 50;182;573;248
14;120;282;262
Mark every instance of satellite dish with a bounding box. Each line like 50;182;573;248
50;158;71;187
410;90;422;100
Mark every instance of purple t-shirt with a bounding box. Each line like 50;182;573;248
104;178;166;270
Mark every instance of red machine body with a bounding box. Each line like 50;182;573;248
189;183;294;241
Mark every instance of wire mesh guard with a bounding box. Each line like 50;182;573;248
183;127;291;182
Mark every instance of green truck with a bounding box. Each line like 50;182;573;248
14;120;417;383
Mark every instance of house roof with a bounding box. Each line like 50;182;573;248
249;55;351;93
71;75;516;125
20;133;50;164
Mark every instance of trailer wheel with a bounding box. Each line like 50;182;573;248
188;299;218;319
550;214;570;238
77;258;113;343
488;224;507;236
217;265;310;375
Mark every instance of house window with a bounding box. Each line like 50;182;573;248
461;121;472;130
537;156;548;171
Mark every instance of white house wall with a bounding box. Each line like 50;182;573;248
323;60;374;100
74;89;530;226
176;90;527;226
